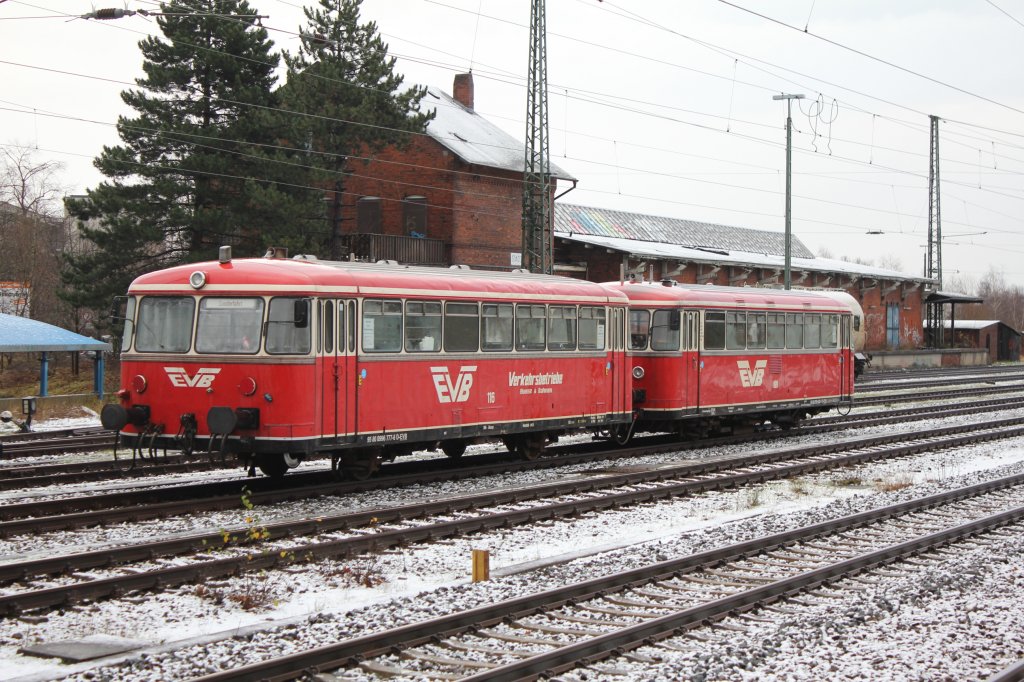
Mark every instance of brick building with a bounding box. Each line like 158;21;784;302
338;73;573;270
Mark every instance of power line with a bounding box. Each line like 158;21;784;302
717;0;1024;117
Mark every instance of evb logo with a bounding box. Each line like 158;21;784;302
737;360;768;388
164;367;221;388
430;366;477;403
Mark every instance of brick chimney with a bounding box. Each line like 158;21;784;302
453;72;474;110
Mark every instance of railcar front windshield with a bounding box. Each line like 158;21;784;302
196;297;264;354
135;296;195;352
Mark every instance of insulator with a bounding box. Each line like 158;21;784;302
91;8;129;20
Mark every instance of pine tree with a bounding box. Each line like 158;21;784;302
282;0;435;258
63;0;323;314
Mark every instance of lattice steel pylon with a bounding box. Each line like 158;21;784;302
926;115;943;346
522;0;551;274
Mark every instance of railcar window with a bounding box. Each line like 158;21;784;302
628;310;650;350
786;313;803;349
704;311;725;350
196;297;264;354
361;299;402;353
803;313;821;349
767;312;785;349
548;306;577;351
482;303;514;351
822;314;839;348
726;311;746;350
324;301;334;354
347;301;356;352
747;312;766;350
266;297;312;354
516;304;546;351
342;301;350;350
444;302;480;352
853;315;861;332
579;307;606;351
405;300;442;352
122;297;137;352
651;309;680;351
136;296;195;353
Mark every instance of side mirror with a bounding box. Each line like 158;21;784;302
294;299;309;328
109;295;128;322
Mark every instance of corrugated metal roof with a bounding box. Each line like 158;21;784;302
0;314;111;353
423;87;574;181
554;203;815;259
554;204;930;283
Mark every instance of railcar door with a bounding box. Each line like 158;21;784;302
840;313;853;401
611;306;627;416
320;300;342;443
320;299;358;443
342;299;358;440
684;310;701;410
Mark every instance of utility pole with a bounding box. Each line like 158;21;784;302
926;114;943;346
522;0;551;274
773;93;804;289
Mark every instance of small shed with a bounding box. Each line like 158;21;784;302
0;313;112;397
943;319;1021;362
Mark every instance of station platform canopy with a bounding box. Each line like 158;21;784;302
0;313;111;353
0;313;111;400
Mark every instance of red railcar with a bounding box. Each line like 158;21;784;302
101;249;632;477
608;280;855;437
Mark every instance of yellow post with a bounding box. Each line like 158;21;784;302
471;549;490;582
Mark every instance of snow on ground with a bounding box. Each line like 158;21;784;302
1;392;1024;681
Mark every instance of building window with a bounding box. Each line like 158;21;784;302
356;196;381;234
403;195;427;237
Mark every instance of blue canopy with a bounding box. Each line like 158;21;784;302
0;313;111;400
0;313;111;353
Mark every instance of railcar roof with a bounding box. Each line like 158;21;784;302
605;281;850;312
129;257;629;303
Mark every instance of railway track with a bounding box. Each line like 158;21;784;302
0;376;1019;493
3;396;1024;538
2;415;1024;618
858;363;1024;383
187;472;1024;681
1;373;1021;488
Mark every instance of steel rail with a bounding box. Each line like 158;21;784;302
3;412;1024;540
2;420;1024;615
185;472;1024;682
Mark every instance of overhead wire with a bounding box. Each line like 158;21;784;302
2;0;1024;248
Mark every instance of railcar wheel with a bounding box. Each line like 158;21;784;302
441;441;466;459
339;451;382;481
257;453;300;478
518;435;546;461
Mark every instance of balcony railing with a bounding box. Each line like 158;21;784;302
339;233;447;267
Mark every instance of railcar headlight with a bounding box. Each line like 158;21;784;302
632;366;645;380
189;271;207;289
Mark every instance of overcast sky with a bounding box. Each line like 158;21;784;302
3;0;1023;288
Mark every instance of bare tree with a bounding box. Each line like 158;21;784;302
0;144;72;325
975;268;1024;331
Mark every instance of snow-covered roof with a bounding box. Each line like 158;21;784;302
422;87;574;181
942;319;1019;333
554;204;929;283
0;313;111;353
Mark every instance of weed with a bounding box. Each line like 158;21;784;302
324;556;388;588
788;478;810;495
875;473;915;492
225;572;279;611
831;474;864;487
736;487;763;510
